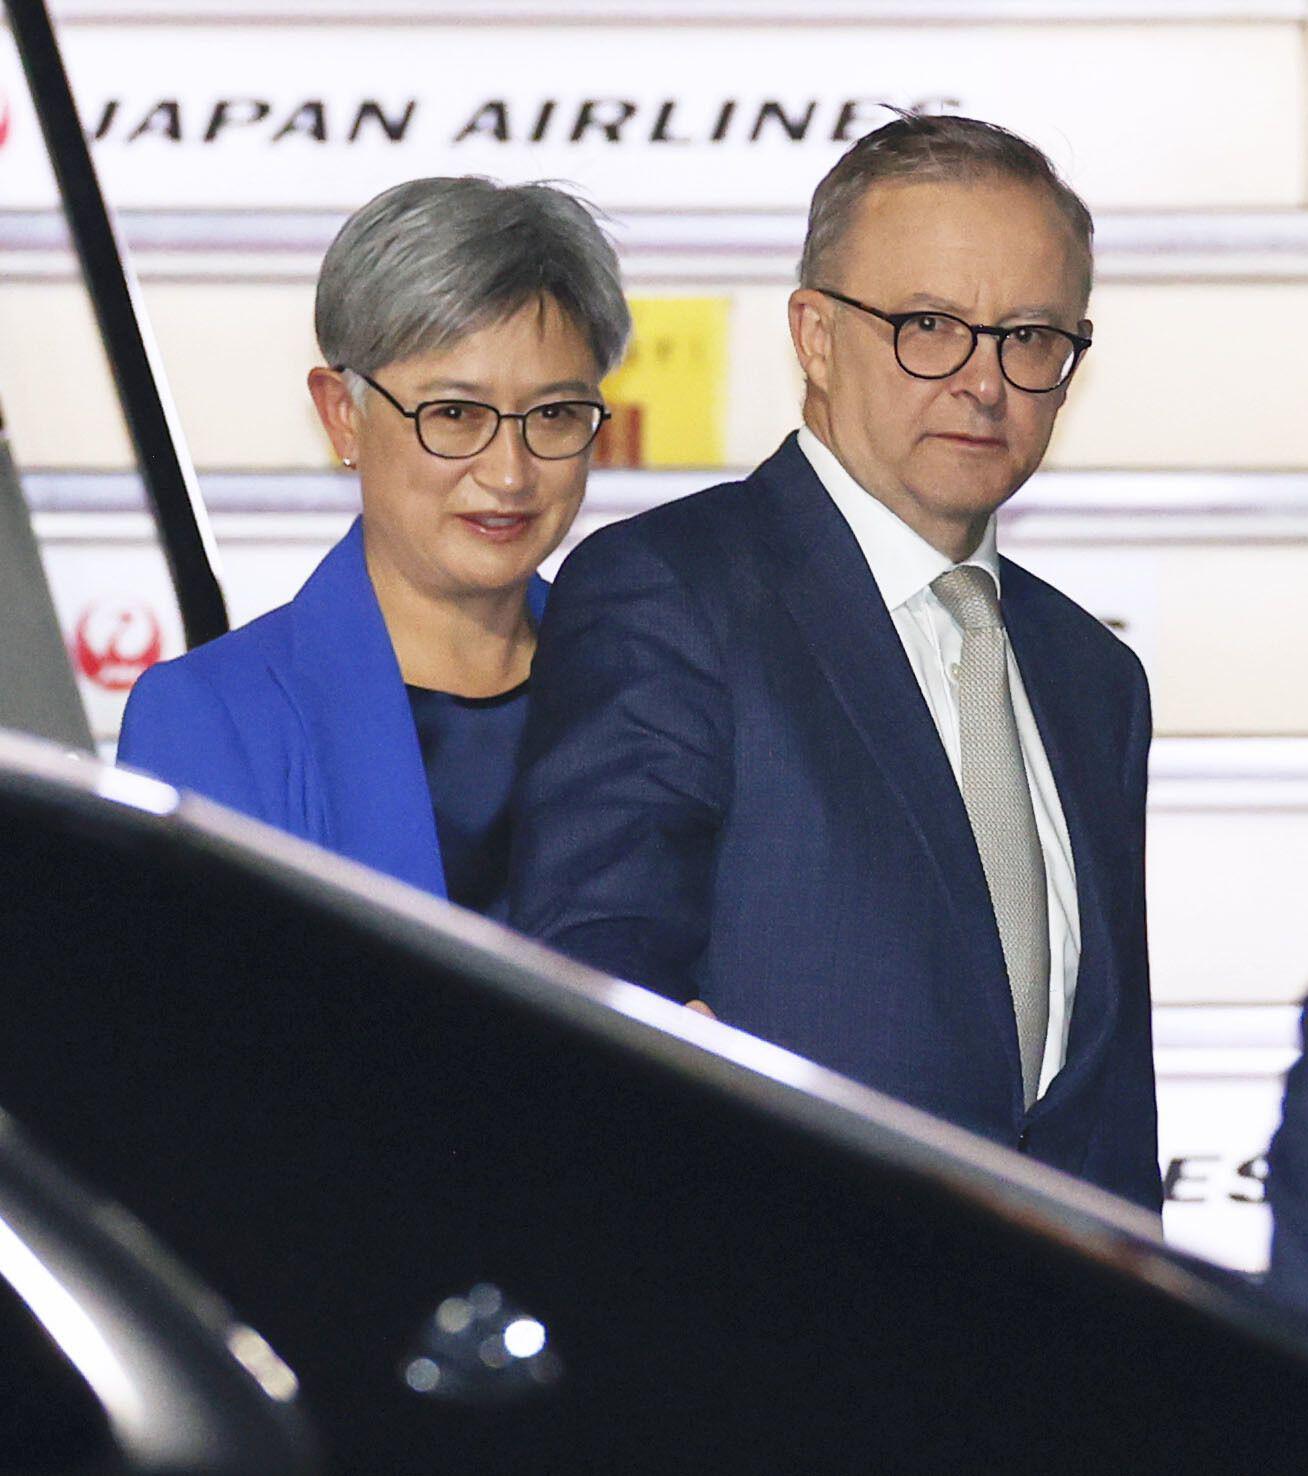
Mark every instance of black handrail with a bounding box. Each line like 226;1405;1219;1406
5;0;229;649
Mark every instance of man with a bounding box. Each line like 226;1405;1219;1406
511;114;1161;1211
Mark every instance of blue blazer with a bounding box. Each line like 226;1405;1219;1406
118;517;548;897
511;435;1162;1210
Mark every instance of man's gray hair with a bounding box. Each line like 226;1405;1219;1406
799;113;1094;305
316;176;631;381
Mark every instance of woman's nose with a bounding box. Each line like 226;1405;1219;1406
472;416;534;493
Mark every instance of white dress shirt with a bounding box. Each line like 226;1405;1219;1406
797;427;1080;1098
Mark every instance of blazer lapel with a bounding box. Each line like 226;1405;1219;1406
287;518;446;896
527;572;549;625
1001;562;1120;1104
753;438;1020;1076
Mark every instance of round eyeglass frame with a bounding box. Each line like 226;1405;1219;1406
815;289;1091;394
337;366;611;459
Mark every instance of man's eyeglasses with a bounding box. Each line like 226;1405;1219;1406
338;368;610;460
816;289;1091;394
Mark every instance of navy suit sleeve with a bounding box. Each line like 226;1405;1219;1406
1115;653;1164;1211
1268;1004;1308;1316
510;522;732;1001
117;658;268;823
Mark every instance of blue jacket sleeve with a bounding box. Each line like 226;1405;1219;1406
117;658;268;824
509;522;732;1001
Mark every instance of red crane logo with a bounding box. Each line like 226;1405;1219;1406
72;600;163;691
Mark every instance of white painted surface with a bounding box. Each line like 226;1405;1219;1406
0;19;1302;212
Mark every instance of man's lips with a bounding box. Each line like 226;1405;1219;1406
930;432;1007;449
456;511;538;542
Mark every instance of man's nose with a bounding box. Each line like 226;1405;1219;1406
950;334;1006;409
472;416;535;494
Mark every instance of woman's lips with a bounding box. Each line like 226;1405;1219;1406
456;512;537;542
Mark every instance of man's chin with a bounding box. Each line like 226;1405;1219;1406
926;482;1021;524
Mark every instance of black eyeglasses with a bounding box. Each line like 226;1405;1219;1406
338;368;610;460
816;289;1091;394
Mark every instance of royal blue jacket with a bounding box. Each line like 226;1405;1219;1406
118;517;548;898
511;435;1162;1210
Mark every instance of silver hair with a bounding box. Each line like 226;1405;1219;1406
799;113;1094;306
315;176;631;380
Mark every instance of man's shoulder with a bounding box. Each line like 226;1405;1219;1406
1001;555;1146;682
563;445;800;593
588;471;760;556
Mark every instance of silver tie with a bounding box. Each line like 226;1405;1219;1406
931;565;1050;1108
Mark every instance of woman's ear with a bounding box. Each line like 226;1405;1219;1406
307;366;359;466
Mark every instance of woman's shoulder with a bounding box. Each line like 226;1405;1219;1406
120;600;305;770
117;600;311;827
140;600;295;705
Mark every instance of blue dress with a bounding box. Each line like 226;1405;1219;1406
117;516;548;902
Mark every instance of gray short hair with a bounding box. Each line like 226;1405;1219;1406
799;113;1094;305
316;176;631;380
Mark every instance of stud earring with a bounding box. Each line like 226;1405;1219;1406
342;456;355;468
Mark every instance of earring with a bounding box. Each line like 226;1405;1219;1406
342;456;355;469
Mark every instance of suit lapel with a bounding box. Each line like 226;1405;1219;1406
286;518;446;896
753;438;1020;1078
1001;562;1120;1104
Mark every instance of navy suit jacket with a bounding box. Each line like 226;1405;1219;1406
118;516;547;897
1266;1002;1308;1315
511;436;1162;1210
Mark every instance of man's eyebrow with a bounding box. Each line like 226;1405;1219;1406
896;292;1070;325
899;292;970;314
1003;305;1065;324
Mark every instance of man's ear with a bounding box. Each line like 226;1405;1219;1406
306;366;360;466
1054;318;1095;404
788;288;834;393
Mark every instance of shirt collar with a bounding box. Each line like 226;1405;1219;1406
796;425;1000;610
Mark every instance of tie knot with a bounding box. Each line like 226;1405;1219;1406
931;564;1002;631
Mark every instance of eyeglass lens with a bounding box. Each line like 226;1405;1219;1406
895;315;1078;391
416;401;603;458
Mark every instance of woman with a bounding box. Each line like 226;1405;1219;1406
117;176;630;916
